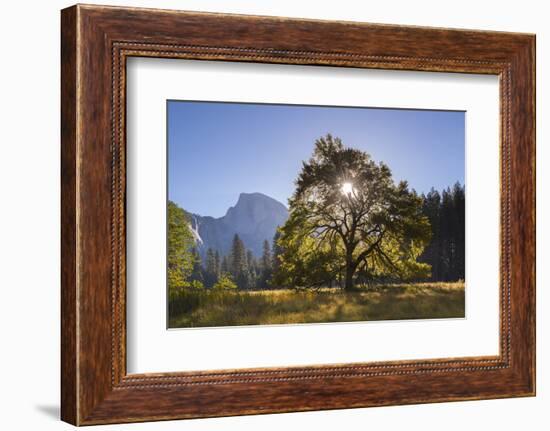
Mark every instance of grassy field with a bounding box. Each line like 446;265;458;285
168;281;465;328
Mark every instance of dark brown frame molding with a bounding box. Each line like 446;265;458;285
61;4;535;425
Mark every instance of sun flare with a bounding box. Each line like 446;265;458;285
341;182;354;196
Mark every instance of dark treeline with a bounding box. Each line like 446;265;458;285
190;234;279;290
186;182;465;289
419;182;465;282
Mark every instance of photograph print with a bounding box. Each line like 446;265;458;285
167;101;466;329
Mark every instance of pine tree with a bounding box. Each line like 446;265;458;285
440;187;454;280
230;234;245;275
189;247;203;284
230;234;247;289
271;230;282;278
452;182;466;281
246;250;254;269
204;248;218;288
261;239;272;271
245;249;258;289
420;189;442;280
221;255;229;274
214;250;221;278
260;239;272;288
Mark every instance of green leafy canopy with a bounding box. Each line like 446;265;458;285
167;201;199;292
275;134;432;289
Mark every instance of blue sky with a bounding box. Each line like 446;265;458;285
168;101;465;218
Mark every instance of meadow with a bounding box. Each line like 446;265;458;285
168;281;465;328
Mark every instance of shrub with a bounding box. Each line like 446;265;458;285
213;273;237;290
189;280;204;290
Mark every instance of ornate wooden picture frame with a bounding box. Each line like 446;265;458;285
61;4;535;425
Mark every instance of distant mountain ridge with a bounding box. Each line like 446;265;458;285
187;192;289;258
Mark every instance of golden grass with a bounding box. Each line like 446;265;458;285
168;281;465;328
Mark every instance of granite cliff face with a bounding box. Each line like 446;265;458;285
189;192;288;257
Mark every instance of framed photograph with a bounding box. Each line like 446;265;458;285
61;4;535;425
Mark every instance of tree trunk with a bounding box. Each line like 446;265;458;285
344;252;355;290
344;266;354;290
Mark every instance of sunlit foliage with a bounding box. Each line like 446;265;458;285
167;200;199;292
275;134;432;290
